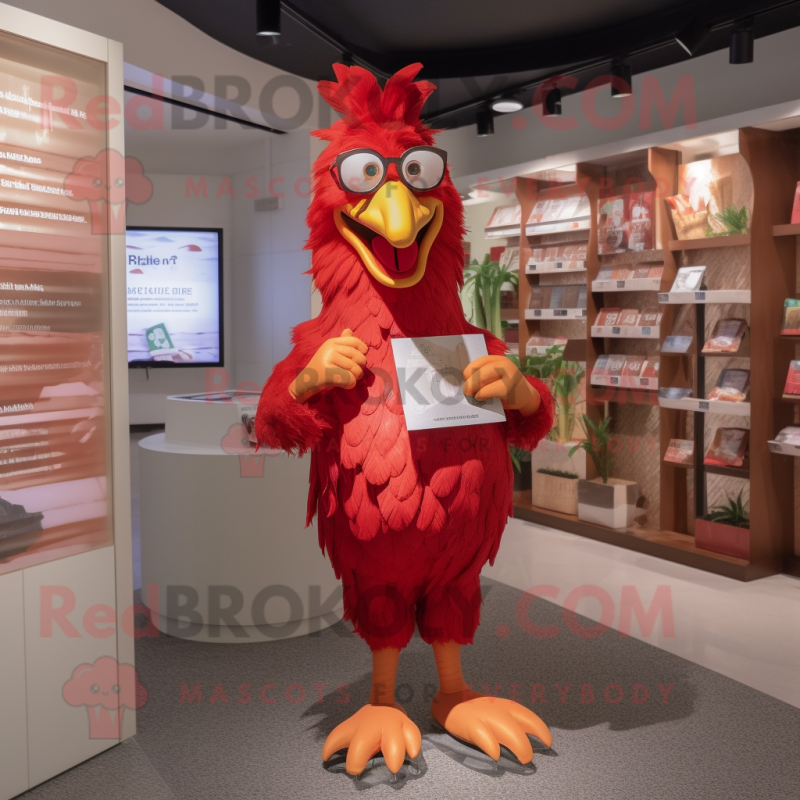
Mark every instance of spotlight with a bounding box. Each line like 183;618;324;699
730;17;754;64
476;108;494;137
543;86;562;116
610;62;632;98
491;94;523;113
256;0;281;36
675;18;711;56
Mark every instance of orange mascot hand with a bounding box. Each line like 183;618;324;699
289;328;368;402
462;355;541;416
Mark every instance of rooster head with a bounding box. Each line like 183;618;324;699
309;63;463;303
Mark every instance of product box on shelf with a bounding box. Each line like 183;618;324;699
702;319;747;354
665;439;694;465
593;263;664;292
598;195;628;254
704;428;749;468
708;369;750;403
768;426;800;455
783;360;800;397
780;299;800;335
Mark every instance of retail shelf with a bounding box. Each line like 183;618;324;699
526;260;586;274
591;277;661;292
704;461;750;478
591;375;659;390
773;223;800;237
657;396;751;416
525;308;587;320
668;234;751;251
526;219;590;237
591;324;660;339
512;491;751;579
658;289;751;304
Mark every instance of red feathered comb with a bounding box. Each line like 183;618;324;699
315;63;435;134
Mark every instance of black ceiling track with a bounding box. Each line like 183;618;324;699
155;0;800;130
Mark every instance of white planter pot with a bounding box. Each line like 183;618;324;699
577;478;639;529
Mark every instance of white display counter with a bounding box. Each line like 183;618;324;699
139;393;342;643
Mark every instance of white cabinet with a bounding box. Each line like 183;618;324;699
0;571;29;800
23;548;121;787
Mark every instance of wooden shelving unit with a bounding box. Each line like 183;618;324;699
507;130;797;581
668;233;751;251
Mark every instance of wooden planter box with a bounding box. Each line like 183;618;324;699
695;519;749;560
577;478;639;529
532;471;579;515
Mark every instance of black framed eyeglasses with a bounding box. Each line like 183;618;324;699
330;146;447;194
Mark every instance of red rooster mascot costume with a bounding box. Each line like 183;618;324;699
256;63;554;775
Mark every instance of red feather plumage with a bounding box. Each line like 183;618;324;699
256;64;553;650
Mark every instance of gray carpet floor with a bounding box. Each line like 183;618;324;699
17;578;800;800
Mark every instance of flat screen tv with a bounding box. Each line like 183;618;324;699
126;227;223;367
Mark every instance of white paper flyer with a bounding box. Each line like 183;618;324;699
390;334;507;431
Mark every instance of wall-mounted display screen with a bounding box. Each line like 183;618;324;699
0;29;112;574
126;227;223;367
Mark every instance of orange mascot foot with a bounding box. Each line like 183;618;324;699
322;703;422;775
431;689;552;765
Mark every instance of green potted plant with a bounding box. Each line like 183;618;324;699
570;415;640;529
462;254;518;339
695;491;749;559
532;467;580;515
705;205;750;237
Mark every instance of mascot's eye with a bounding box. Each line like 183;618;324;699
90;684;100;694
338;151;384;192
111;684;120;694
114;178;124;188
401;148;445;190
93;178;103;188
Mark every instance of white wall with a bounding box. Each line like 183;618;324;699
231;131;312;391
125;174;234;424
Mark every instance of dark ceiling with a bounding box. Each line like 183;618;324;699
156;0;800;130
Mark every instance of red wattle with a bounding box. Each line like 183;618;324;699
372;236;418;275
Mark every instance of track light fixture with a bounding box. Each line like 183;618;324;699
476;108;494;137
256;0;281;36
675;18;711;56
543;86;562;116
730;17;754;64
610;62;632;98
491;94;523;113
